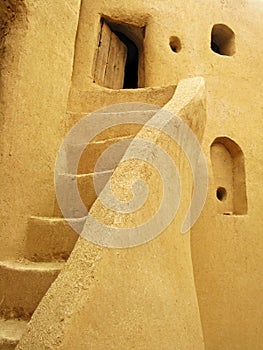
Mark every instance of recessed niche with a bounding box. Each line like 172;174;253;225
93;18;145;89
211;24;235;56
169;36;181;53
210;137;247;215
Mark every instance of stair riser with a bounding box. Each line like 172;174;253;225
25;218;82;262
67;86;175;115
0;265;61;319
66;135;136;174
0;340;17;350
54;172;112;218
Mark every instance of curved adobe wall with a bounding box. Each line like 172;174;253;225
0;0;82;258
68;3;263;347
66;0;263;348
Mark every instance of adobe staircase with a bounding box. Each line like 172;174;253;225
0;87;175;349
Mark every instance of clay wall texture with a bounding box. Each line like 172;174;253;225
0;0;262;349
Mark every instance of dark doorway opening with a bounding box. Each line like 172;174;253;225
114;31;139;89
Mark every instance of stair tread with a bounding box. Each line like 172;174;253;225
56;170;113;177
0;318;27;342
29;216;86;222
0;260;64;272
68;108;160;115
92;109;160;114
66;134;135;146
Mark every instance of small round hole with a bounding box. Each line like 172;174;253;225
169;36;181;53
216;187;227;201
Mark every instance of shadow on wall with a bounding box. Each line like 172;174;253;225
0;0;26;65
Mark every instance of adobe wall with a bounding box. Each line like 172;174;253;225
0;0;262;349
0;0;82;258
66;0;263;347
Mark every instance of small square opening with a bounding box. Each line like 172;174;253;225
211;24;235;56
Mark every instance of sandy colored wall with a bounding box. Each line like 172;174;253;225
0;0;262;349
0;0;81;258
67;1;263;346
188;2;263;349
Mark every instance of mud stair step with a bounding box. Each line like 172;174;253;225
67;85;176;115
54;172;114;217
55;107;163;218
0;318;28;350
64;135;137;175
55;109;161;218
61;109;160;175
0;260;63;319
25;216;85;262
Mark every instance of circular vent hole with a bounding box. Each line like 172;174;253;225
216;187;227;201
169;36;181;53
